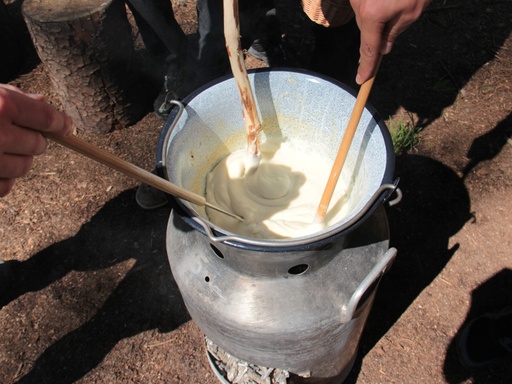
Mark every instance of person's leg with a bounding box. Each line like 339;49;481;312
190;0;286;89
186;0;230;92
126;0;186;62
247;7;286;67
127;1;188;208
273;0;316;69
126;0;187;118
126;2;165;62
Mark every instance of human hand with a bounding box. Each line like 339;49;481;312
349;0;431;84
0;84;73;197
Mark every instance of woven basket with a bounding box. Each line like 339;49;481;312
302;0;354;27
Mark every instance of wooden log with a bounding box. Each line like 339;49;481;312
22;0;152;133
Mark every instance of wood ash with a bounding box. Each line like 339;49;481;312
205;336;291;384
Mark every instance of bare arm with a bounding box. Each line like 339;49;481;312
0;84;72;196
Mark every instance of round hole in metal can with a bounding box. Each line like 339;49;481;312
288;264;309;275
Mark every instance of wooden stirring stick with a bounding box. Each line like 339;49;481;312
223;0;262;157
315;55;383;222
45;133;244;221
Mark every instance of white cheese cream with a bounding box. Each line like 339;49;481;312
205;138;352;239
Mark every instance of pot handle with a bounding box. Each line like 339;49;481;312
384;178;402;207
340;247;397;323
190;216;262;245
159;100;185;171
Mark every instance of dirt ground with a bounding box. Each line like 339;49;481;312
1;0;512;383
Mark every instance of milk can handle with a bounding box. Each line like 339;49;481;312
341;247;397;323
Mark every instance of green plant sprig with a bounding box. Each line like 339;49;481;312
388;112;422;155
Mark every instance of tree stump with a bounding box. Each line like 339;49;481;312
22;0;154;133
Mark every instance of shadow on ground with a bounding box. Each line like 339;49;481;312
315;0;512;133
3;190;190;384
343;154;472;383
344;102;512;383
443;268;512;384
462;113;512;178
373;0;511;129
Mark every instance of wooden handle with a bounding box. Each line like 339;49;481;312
315;56;383;221
223;0;262;156
45;132;207;206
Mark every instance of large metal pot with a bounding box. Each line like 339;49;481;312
157;69;400;382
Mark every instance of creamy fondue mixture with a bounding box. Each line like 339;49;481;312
205;139;353;239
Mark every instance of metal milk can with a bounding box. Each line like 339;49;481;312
157;69;401;382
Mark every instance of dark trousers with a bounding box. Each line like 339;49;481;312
125;0;282;95
125;0;186;67
193;0;277;86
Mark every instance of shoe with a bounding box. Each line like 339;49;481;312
248;42;286;67
456;306;512;367
248;43;270;65
135;170;169;210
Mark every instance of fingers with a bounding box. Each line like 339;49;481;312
351;0;432;85
0;151;34;198
0;85;73;137
0;152;34;180
354;17;413;84
379;17;402;55
0;123;45;187
0;122;49;157
0;178;17;198
356;18;385;84
0;84;73;196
